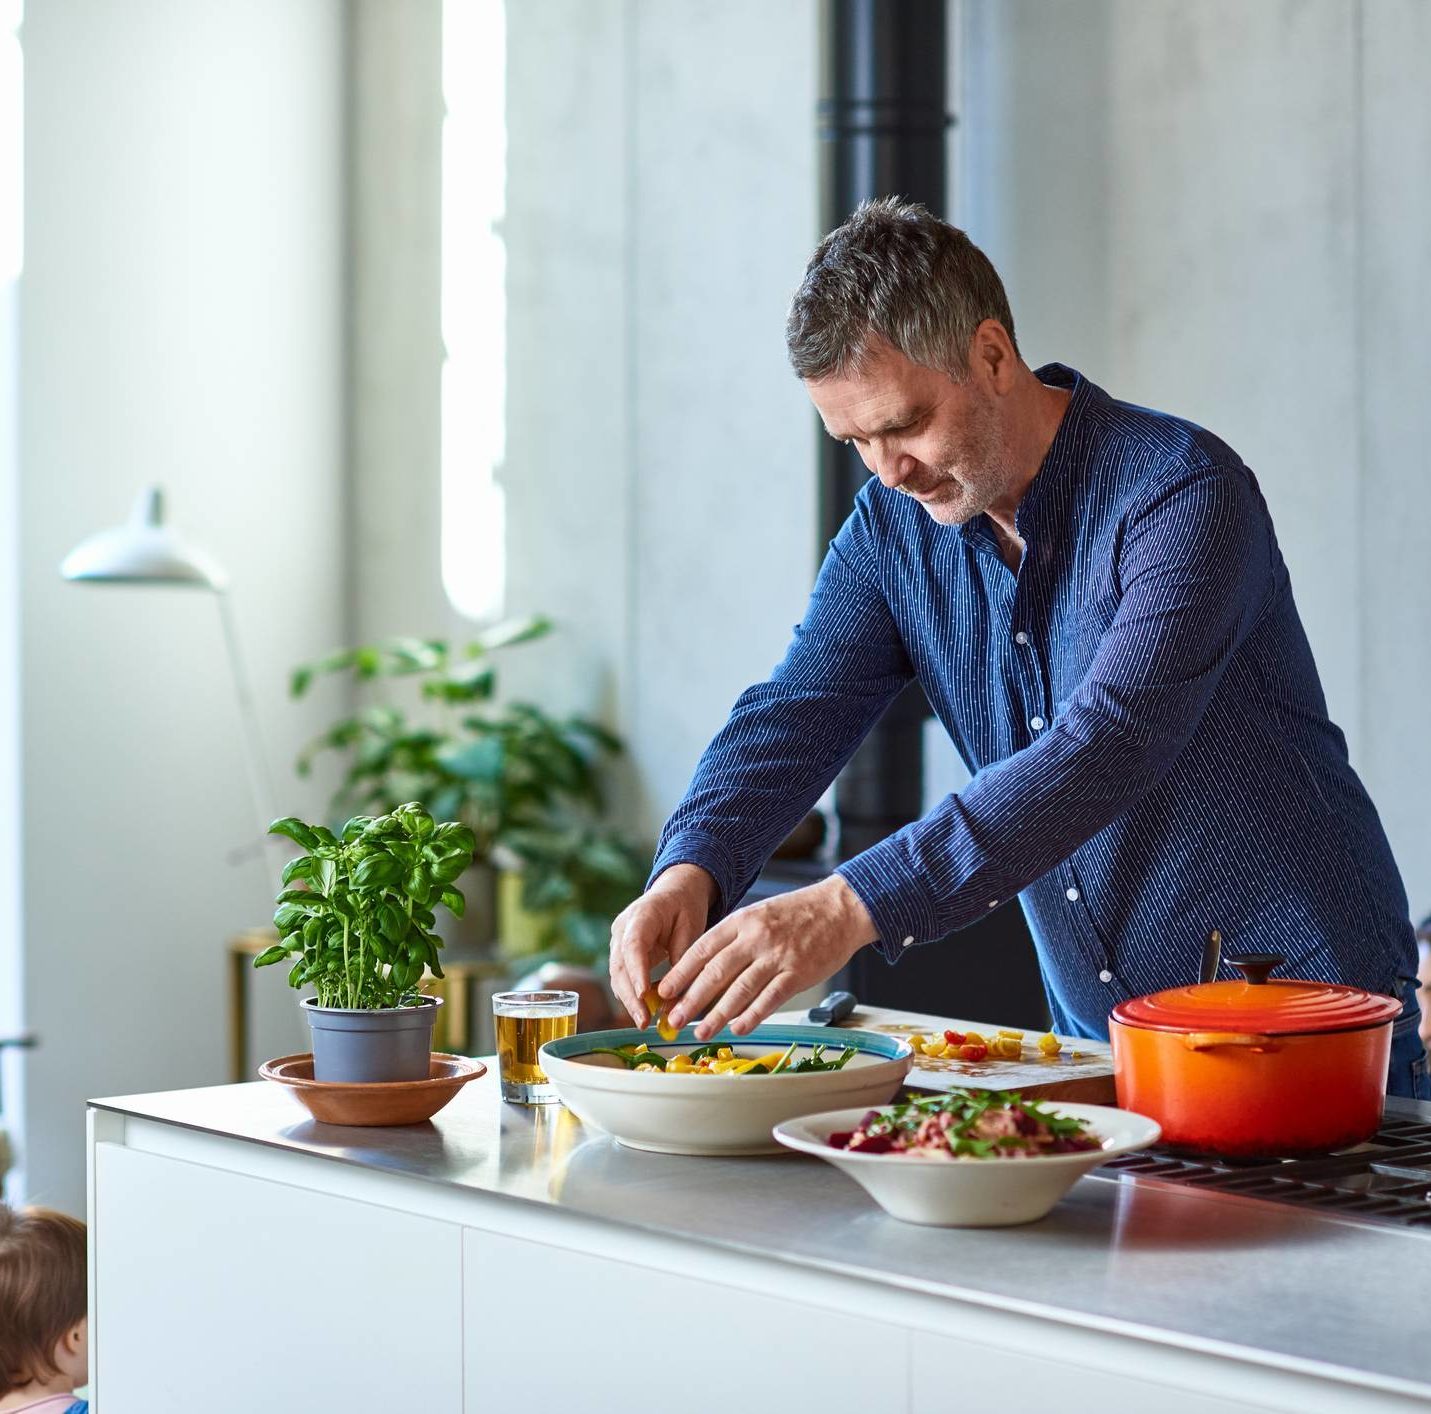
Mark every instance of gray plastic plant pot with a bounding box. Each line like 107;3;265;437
301;995;443;1083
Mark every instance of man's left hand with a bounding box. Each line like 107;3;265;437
659;874;878;1041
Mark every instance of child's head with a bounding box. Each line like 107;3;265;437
0;1204;88;1396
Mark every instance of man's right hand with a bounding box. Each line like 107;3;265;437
608;863;719;1027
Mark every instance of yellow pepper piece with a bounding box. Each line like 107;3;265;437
998;1029;1025;1039
643;987;680;1042
752;1052;788;1069
1037;1032;1062;1056
717;1047;733;1060
962;1030;986;1046
907;1033;927;1049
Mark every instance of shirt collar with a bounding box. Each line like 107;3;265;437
956;362;1092;544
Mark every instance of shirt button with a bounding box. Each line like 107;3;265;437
1030;715;1046;731
901;935;914;947
987;899;999;909
1098;969;1113;984
1066;887;1079;902
1014;631;1029;645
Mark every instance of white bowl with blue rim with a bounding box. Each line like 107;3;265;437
538;1025;914;1156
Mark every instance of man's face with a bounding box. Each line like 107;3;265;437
805;338;1015;526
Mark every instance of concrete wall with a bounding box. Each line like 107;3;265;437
351;0;820;842
19;0;346;1214
958;0;1431;915
502;0;819;834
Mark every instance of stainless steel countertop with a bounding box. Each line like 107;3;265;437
92;1076;1431;1397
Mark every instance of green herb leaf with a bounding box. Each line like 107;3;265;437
268;817;319;850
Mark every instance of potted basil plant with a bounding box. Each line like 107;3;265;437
253;802;476;1083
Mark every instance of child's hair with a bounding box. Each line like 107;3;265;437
0;1204;88;1395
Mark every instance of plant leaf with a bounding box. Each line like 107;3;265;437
353;855;401;889
268;817;319;850
273;901;310;933
473;614;551;652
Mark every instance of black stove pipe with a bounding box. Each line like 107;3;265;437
817;0;950;861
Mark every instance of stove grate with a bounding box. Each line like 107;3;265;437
1094;1114;1431;1231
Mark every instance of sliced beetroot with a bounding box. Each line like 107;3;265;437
850;1133;897;1153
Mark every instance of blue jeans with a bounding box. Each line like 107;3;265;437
1387;976;1430;1100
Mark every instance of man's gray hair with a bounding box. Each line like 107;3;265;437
785;197;1018;382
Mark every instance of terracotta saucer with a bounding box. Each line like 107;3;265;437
259;1052;486;1126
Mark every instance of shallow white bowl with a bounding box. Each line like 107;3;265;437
539;1025;913;1155
773;1102;1160;1226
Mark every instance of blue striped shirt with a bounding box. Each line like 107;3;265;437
650;364;1418;1038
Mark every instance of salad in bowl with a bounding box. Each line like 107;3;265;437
775;1090;1160;1226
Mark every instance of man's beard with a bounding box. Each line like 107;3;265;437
899;396;1011;526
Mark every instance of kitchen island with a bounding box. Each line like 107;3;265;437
87;1074;1431;1413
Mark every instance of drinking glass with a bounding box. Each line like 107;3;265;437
492;990;579;1104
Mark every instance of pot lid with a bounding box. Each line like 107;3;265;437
1111;953;1403;1035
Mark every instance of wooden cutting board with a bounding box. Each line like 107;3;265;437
773;1005;1117;1103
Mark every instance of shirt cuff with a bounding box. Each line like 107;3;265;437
836;839;942;964
647;829;739;922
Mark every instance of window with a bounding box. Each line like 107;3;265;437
440;0;507;622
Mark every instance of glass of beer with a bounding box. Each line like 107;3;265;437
492;990;579;1104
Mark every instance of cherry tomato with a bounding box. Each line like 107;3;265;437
943;1030;966;1046
959;1043;989;1061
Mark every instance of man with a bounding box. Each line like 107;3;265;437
608;198;1428;1098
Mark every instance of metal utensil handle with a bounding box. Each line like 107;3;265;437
1199;929;1223;985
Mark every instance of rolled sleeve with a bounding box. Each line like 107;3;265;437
836;844;942;963
647;829;740;922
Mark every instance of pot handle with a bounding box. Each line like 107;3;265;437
1225;953;1283;985
1182;1031;1280;1053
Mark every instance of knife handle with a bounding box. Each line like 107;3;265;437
810;990;856;1025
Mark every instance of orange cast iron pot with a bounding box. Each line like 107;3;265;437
1109;953;1401;1157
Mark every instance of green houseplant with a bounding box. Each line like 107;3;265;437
289;619;647;969
254;802;476;1082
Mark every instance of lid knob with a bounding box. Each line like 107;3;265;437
1226;953;1283;986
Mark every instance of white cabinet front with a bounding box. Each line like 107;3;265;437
93;1144;464;1412
463;1228;908;1413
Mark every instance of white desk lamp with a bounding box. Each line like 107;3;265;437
61;485;282;893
